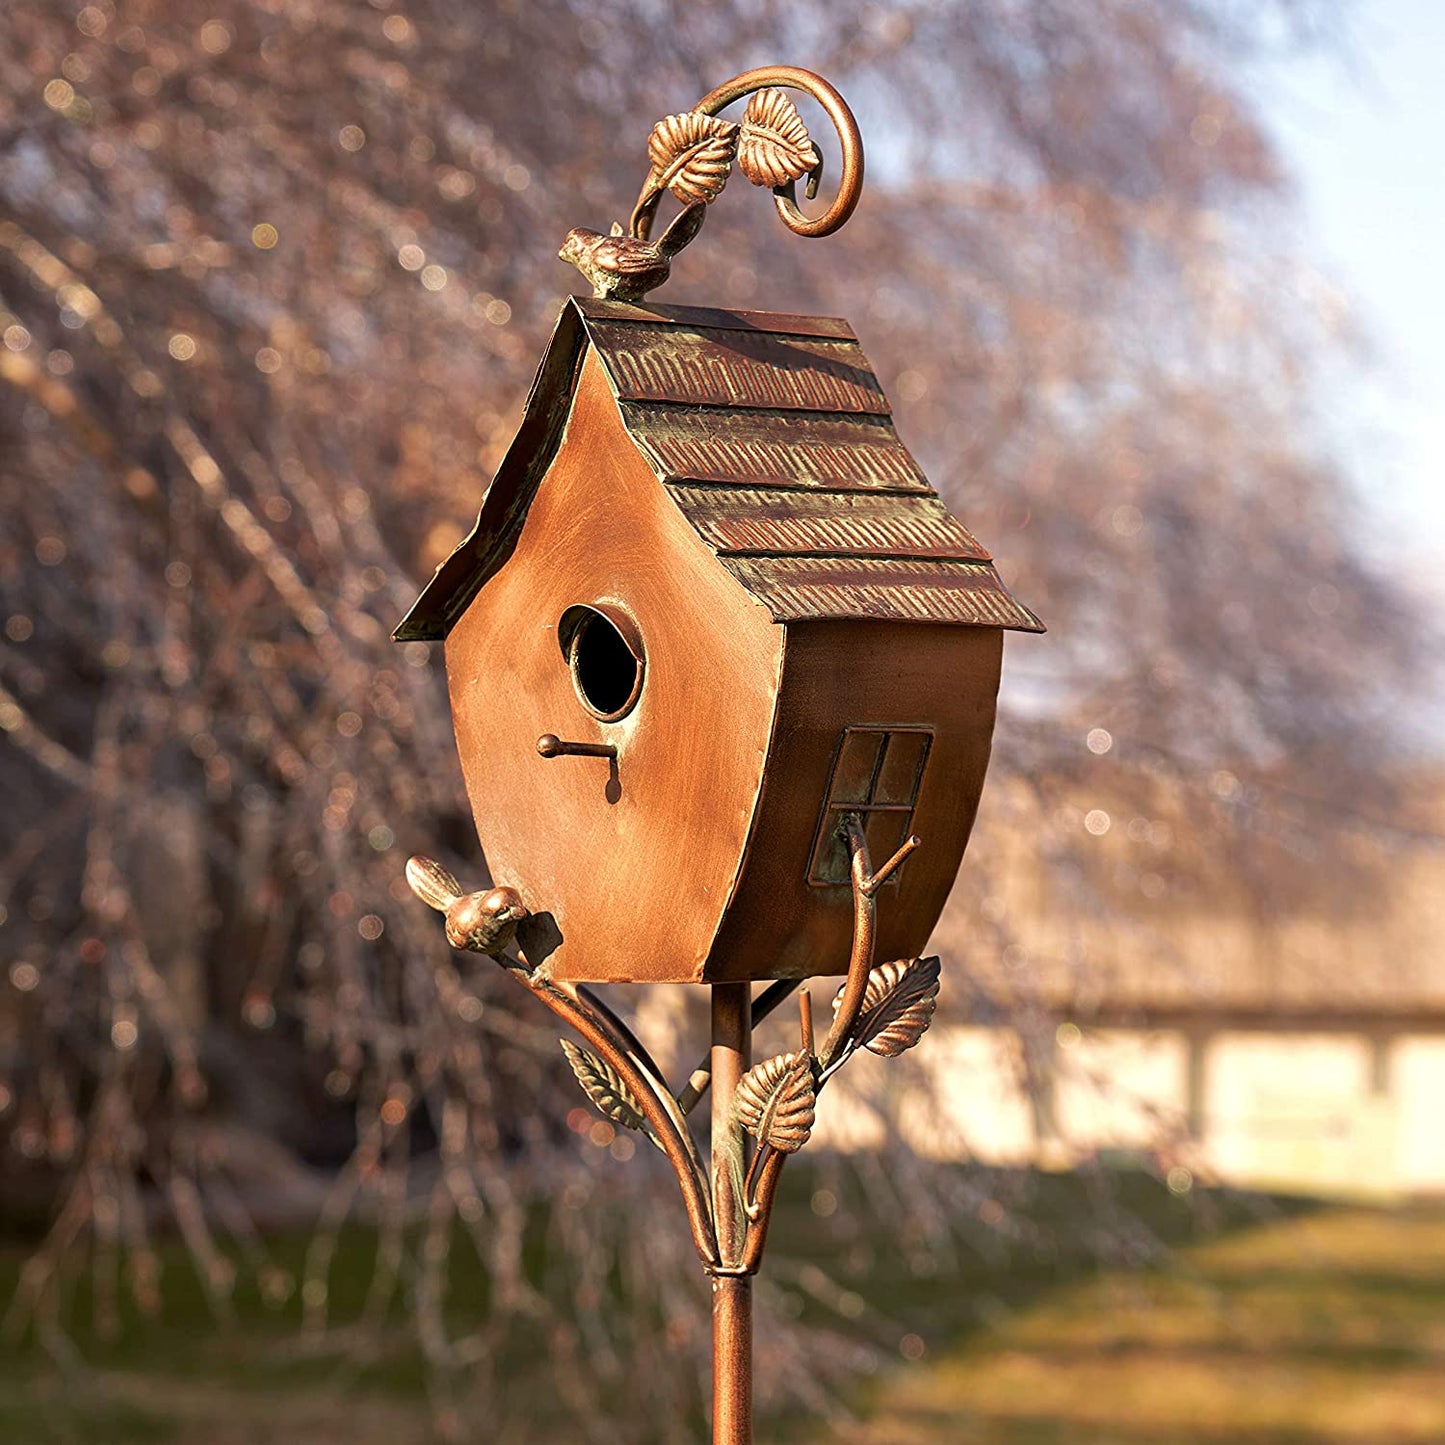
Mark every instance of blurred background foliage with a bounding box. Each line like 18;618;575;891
0;0;1435;1440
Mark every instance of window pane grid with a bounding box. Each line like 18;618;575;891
808;727;933;886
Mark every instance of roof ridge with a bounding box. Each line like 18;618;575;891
663;479;931;497
720;548;991;562
620;400;893;421
573;294;855;341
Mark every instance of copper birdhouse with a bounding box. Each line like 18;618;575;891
397;293;1042;984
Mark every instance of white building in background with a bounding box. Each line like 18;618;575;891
815;1024;1445;1197
812;774;1445;1199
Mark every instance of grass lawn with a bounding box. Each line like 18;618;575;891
3;1169;1442;1443
828;1205;1445;1444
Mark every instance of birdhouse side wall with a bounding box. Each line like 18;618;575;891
705;621;1004;981
443;346;786;984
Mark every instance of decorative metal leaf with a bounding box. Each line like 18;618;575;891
836;956;941;1057
560;1039;647;1133
737;88;820;190
732;1050;815;1153
406;855;461;914
645;111;739;207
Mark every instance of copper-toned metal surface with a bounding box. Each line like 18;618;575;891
734;87;820;192
576;295;856;339
582;66;863;304
735;823;940;1276
397;299;1035;983
709;622;1004;980
402;856;529;957
619;67;863;253
558;203;709;303
646;111;740;207
406;857;718;1266
711;981;751;1269
711;1276;753;1445
536;734;618;759
678;979;799;1116
724;555;1045;629
442;349;785;984
820;815;923;1066
670;486;989;560
583;320;889;412
391;62;1041;1445
630;408;929;494
692;67;865;240
407;816;943;1441
807;727;933;886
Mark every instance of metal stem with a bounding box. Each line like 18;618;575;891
678;978;798;1115
819;814;876;1069
506;963;719;1267
692;66;865;239
741;819;881;1274
414;819;900;1435
711;1276;753;1445
710;982;752;1443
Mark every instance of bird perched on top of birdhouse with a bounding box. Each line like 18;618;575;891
558;205;708;302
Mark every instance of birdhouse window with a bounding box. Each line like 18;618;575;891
808;727;933;886
558;604;645;721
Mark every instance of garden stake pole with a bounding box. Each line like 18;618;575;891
710;981;753;1444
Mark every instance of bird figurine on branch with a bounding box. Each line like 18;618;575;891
406;855;529;958
558;205;707;301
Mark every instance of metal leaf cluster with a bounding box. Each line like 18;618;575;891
732;1049;816;1153
737;88;820;189
837;955;942;1057
560;1039;648;1132
645;111;740;206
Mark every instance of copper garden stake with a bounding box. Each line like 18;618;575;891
396;65;1041;1443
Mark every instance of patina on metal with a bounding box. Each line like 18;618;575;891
395;66;1041;1445
398;296;1040;637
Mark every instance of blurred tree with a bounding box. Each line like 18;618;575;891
0;0;1425;1437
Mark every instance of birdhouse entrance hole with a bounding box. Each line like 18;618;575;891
559;604;645;721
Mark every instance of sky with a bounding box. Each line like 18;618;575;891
1263;0;1445;600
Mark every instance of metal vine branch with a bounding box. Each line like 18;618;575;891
405;816;939;1277
558;65;866;300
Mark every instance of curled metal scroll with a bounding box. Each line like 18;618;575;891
560;66;865;301
688;65;865;239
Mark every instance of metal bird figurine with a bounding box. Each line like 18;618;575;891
406;855;529;958
558;204;708;301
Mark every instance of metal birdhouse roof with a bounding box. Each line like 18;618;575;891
394;296;1043;642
